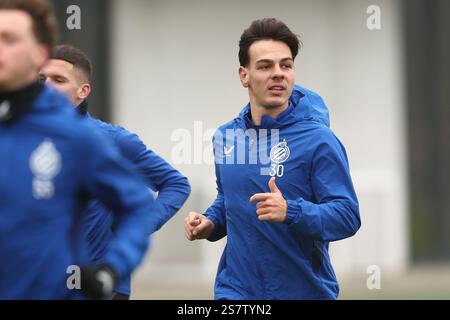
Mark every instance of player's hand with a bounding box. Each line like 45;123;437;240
80;264;118;300
250;177;287;223
185;212;215;241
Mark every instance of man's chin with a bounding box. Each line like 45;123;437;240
262;99;289;110
262;104;281;110
0;79;10;92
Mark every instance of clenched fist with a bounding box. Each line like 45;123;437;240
184;212;215;241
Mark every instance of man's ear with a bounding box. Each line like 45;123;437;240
238;66;249;88
78;83;91;101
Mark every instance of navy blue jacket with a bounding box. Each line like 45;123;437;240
0;86;157;299
82;114;191;295
204;85;361;299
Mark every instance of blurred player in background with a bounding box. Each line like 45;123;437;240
40;44;191;300
0;0;158;299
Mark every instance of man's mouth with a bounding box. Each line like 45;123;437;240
268;85;286;94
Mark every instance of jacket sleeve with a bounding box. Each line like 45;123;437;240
285;130;361;242
203;136;227;242
115;130;191;231
80;126;158;279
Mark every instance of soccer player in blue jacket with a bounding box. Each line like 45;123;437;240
185;18;361;299
0;0;159;299
40;45;191;299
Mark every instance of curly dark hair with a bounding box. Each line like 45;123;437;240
239;18;301;67
0;0;58;49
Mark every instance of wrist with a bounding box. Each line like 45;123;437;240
285;199;302;225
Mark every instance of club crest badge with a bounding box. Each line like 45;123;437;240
29;139;61;199
270;140;290;164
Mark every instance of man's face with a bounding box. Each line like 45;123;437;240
240;40;295;110
40;59;83;105
0;10;48;91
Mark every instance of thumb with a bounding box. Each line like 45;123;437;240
193;219;208;235
269;177;280;193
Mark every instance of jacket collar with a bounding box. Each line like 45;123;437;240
237;84;330;130
0;81;44;125
77;100;89;116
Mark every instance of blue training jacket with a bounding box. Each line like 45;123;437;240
82;114;191;295
0;86;158;299
204;85;361;300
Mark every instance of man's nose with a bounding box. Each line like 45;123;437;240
271;64;285;79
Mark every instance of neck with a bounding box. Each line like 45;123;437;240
0;80;42;97
0;80;44;124
77;100;88;115
249;100;289;126
0;73;40;93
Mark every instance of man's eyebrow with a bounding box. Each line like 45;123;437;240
53;75;68;81
256;57;294;64
280;57;294;63
256;59;274;64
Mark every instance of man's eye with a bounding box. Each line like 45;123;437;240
1;35;19;44
282;64;293;69
259;65;270;70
